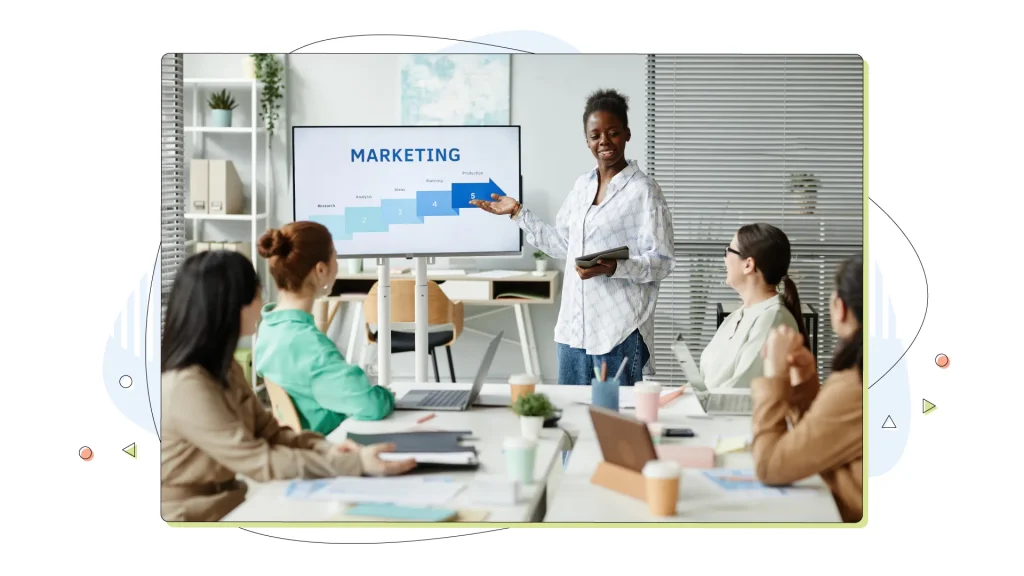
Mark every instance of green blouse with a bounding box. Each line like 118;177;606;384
254;304;394;434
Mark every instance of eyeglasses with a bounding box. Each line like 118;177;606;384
725;246;743;258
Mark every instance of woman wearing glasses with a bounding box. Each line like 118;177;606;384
698;223;806;389
471;88;675;386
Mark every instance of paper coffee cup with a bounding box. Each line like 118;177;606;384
635;382;662;423
504;437;537;485
642;460;681;517
647;422;664;443
509;373;538;403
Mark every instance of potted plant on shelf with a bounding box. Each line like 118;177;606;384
208;89;237;128
252;54;285;144
533;250;549;273
512;392;555;440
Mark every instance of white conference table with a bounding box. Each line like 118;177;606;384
225;382;841;523
544;391;842;522
223;395;566;523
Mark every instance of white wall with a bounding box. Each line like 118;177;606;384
182;53;647;382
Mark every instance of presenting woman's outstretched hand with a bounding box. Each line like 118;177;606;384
470;193;521;216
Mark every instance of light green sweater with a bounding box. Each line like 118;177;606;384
254;304;394;434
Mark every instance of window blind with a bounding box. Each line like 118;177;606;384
646;54;864;382
161;54;186;324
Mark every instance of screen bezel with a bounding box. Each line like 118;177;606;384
291;125;523;259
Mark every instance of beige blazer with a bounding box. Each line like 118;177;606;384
751;368;864;523
161;361;363;521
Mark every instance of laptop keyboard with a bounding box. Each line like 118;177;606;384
420;390;468;407
708;393;753;413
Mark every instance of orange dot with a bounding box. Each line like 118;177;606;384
79;446;93;461
935;354;950;368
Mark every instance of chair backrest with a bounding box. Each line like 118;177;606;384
364;279;453;325
264;378;303;431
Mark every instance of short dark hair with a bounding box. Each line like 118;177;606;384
161;251;260;386
583;88;629;130
831;254;863;375
258;221;334;292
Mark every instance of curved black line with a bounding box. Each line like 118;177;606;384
867;197;929;389
240;527;508;544
290;34;533;54
144;244;161;440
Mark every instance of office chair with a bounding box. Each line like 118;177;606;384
364;279;465;382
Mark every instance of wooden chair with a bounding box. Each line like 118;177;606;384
364;279;464;382
264;378;303;431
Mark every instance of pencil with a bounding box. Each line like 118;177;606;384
416;413;436;424
601;361;607;381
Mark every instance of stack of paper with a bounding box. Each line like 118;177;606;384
284;477;466;506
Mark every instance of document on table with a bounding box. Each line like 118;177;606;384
700;469;820;498
283;477;466;506
468;270;523;279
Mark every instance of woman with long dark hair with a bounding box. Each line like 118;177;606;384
160;251;413;522
751;253;863;523
698;223;806;389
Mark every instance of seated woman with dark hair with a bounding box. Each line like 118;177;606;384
160;251;414;522
751;253;864;523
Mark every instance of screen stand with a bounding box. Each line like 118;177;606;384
414;257;432;385
376;259;390;388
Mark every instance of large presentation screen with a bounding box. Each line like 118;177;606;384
292;125;522;258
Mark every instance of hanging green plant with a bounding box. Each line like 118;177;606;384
251;54;284;144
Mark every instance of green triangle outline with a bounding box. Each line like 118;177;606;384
123;443;137;458
923;399;936;415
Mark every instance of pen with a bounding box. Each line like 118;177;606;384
614;358;628;381
601;361;607;382
416;413;436;424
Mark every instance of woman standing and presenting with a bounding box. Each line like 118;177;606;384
473;89;675;385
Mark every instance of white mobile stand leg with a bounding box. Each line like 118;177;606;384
376;259;391;387
414;257;431;385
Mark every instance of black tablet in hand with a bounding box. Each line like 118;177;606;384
575;246;629;269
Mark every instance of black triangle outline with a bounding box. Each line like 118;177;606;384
882;415;896;429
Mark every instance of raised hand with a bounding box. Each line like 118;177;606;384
470;193;520;216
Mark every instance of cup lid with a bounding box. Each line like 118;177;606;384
642;460;681;479
504;436;537;450
636;382;662;393
509;373;538;385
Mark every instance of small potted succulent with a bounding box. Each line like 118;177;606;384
533;250;549;273
512;392;555;440
208;89;238;128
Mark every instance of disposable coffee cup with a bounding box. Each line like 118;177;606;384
503;437;537;485
509;374;538;404
647;422;664;444
635;381;661;423
642;460;681;516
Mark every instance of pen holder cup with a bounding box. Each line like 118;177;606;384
591;377;621;412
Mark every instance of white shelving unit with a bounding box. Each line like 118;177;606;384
185;77;271;388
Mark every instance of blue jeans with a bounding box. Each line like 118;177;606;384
557;330;650;386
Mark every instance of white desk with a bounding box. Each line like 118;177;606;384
225;383;842;523
318;271;561;379
544;393;842;522
223;385;567;523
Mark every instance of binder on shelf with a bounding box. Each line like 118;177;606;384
194;241;210;253
208;242;224;251
189;159;209;213
223;241;252;260
208;159;244;215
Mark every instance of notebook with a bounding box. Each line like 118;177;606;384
345;431;479;468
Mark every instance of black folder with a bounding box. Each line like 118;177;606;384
345;431;479;471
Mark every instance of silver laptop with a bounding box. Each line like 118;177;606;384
394;331;502;411
671;335;753;415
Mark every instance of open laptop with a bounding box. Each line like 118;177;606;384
671;334;753;416
394;331;502;411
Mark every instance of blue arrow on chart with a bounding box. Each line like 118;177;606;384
451;179;507;211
